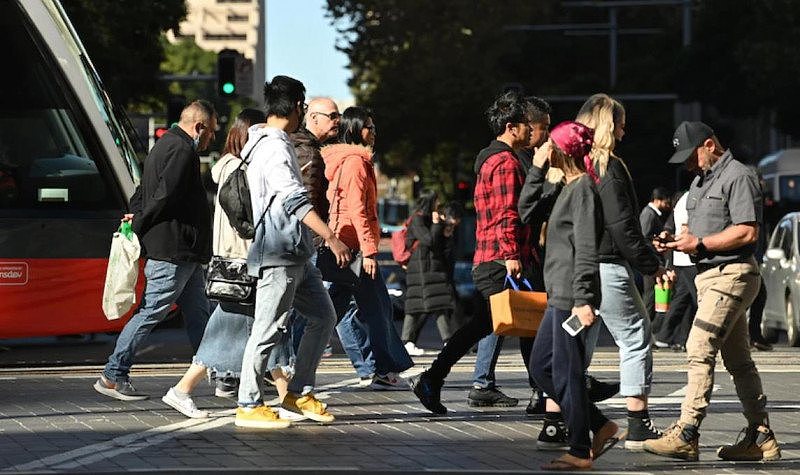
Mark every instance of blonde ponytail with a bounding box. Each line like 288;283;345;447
575;93;625;177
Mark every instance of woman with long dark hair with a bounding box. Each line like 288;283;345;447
402;191;462;355
321;106;413;389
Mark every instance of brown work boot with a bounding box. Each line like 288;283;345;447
717;425;781;461
643;423;699;461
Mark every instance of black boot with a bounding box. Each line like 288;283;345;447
411;371;447;415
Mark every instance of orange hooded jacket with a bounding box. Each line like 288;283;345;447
321;143;380;257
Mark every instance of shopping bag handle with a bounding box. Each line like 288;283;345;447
504;274;532;291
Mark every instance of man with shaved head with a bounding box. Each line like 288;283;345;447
94;100;217;401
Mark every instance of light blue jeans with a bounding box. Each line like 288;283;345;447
337;302;376;378
585;262;653;397
472;333;504;389
104;259;209;383
238;261;336;407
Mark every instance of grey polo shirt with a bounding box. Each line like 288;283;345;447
686;150;762;266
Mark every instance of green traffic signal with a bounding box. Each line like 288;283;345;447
222;82;235;95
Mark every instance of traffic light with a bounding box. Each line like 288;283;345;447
455;180;472;203
217;49;238;97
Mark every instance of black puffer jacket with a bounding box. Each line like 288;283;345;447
403;214;456;315
130;127;211;263
596;157;660;275
291;127;329;222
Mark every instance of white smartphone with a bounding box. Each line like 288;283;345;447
562;314;584;336
562;310;600;337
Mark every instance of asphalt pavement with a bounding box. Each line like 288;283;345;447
1;326;799;474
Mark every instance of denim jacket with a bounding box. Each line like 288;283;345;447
243;125;314;274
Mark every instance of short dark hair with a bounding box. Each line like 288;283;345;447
486;91;531;137
264;75;305;118
439;201;464;221
223;108;266;158
338;106;372;146
652;187;670;201
525;95;551;124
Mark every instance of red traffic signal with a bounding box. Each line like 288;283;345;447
457;181;470;190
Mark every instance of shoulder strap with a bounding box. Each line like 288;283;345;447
241;134;268;164
329;158;351;235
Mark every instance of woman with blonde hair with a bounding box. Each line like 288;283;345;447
576;93;670;450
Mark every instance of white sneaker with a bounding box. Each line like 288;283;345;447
404;342;425;356
370;372;408;391
654;340;670;348
162;387;209;419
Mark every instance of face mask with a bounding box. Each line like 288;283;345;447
192;134;201;151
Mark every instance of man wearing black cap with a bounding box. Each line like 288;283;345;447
644;121;781;462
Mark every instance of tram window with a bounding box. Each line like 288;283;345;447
0;2;121;212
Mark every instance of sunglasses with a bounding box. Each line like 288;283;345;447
314;111;341;120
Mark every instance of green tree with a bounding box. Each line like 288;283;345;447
62;0;187;108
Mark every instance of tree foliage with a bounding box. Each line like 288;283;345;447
63;0;187;108
326;0;800;197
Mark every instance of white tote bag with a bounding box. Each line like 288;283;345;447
102;222;141;320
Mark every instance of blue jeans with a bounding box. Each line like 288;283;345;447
329;268;413;376
104;259;210;383
336;301;376;378
238;261;336;406
472;333;503;388
585;262;653;397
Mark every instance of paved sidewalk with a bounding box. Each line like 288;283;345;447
1;350;799;473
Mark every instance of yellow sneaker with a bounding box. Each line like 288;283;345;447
282;392;335;423
234;406;292;429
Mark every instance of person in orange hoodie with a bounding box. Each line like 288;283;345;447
321;106;414;390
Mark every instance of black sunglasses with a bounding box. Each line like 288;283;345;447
314;111;341;120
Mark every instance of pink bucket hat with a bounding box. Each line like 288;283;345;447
549;121;598;183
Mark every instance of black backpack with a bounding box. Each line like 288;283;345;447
218;136;265;240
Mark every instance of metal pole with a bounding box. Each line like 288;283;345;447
609;6;618;88
682;0;692;46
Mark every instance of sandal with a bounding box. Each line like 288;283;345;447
592;420;621;459
541;454;592;471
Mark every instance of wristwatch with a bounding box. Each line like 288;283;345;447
695;237;707;256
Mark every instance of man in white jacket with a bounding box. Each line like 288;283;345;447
235;75;350;429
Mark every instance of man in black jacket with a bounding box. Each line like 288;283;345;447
94;100;217;401
640;187;671;332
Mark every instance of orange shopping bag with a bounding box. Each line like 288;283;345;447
490;275;547;337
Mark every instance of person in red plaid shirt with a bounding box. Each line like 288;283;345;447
411;90;537;415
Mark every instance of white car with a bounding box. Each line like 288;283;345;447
760;212;800;346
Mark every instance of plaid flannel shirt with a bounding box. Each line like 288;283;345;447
473;150;532;267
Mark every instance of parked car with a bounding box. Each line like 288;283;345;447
760;212;800;346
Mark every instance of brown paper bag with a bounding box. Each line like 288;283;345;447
490;288;547;337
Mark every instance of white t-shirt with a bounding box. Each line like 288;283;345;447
672;193;692;267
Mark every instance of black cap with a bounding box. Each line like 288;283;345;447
669;121;714;164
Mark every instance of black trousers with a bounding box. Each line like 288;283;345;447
655;266;698;346
748;279;768;341
530;305;608;459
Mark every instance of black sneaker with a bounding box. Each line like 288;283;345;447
586;375;619;402
537;417;569;450
625;416;663;451
467;387;519;407
525;390;546;417
411;371;447;415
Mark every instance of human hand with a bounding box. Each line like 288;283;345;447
533;140;553;168
505;259;522;279
432;211;441;224
654;267;676;286
666;231;700;255
571;304;597;327
652;231;674;253
121;213;134;223
363;256;377;279
325;236;351;267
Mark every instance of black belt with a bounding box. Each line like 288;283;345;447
696;259;755;274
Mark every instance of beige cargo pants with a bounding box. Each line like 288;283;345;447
679;259;769;428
